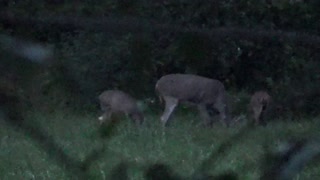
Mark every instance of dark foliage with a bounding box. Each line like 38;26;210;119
1;0;316;115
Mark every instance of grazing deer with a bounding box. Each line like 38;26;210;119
98;90;144;125
248;91;272;126
155;74;230;127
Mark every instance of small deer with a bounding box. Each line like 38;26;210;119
98;90;144;125
248;91;272;126
155;74;230;127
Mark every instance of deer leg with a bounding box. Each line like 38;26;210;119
259;109;268;126
129;112;144;125
218;107;228;127
253;107;263;126
98;108;112;125
160;96;178;126
198;104;213;127
214;98;229;127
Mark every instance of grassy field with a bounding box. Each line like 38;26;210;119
0;108;319;180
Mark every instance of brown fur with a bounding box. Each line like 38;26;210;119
248;91;272;126
155;74;230;127
98;90;144;125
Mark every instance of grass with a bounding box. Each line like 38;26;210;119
0;108;319;179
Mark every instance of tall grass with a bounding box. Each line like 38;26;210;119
0;108;319;179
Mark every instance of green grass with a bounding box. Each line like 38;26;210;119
0;109;319;179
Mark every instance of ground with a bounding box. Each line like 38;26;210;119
0;108;319;179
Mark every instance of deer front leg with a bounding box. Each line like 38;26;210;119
160;96;178;127
98;109;112;125
253;106;263;126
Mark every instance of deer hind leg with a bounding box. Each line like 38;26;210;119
198;104;213;127
160;96;178;127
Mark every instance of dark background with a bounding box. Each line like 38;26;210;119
0;0;319;117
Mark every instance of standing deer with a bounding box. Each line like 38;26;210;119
248;91;272;126
98;90;144;125
155;74;230;127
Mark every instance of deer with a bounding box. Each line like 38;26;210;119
155;74;230;127
248;91;272;126
98;90;144;125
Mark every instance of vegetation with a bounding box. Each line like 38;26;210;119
0;109;319;179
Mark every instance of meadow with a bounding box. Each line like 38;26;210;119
0;107;319;180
